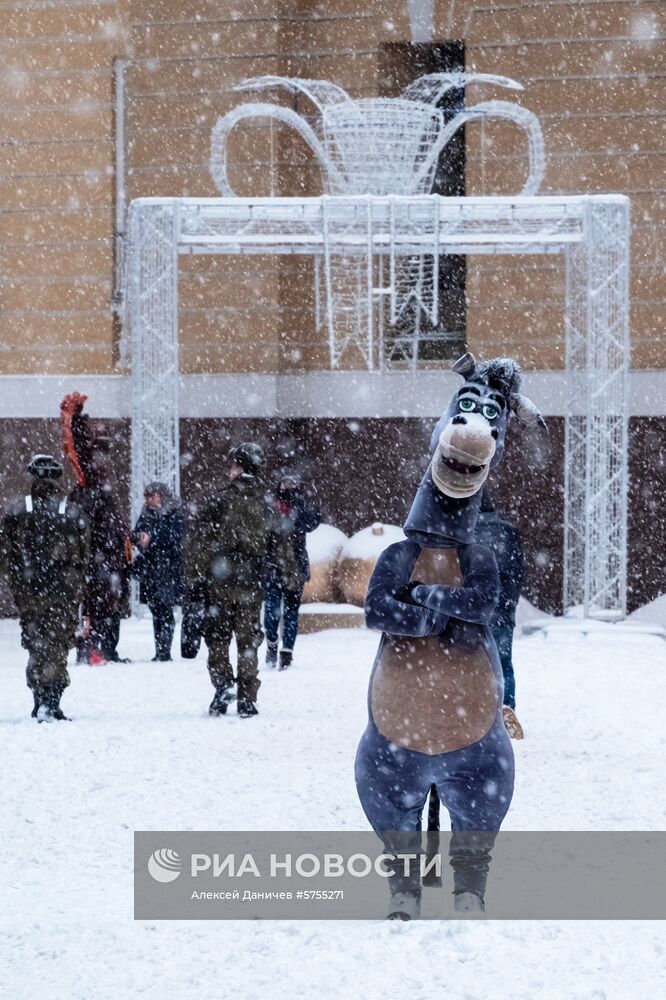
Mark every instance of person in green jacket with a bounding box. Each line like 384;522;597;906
1;455;90;721
186;443;274;718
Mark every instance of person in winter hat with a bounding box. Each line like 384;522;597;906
132;482;184;662
355;352;544;919
264;472;321;669
0;455;90;721
475;491;525;739
185;442;274;718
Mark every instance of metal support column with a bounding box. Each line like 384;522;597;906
564;197;630;619
128;200;181;528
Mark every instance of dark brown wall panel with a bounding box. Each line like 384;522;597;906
0;415;663;618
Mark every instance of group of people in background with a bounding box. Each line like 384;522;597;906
186;442;320;718
0;392;321;721
152;443;320;717
0;395;525;736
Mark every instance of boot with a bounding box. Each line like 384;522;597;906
237;698;259;718
154;622;175;662
387;890;421;921
88;648;107;666
453;891;485;914
31;688;42;719
265;642;278;668
209;685;234;717
38;684;70;722
502;705;524;740
49;683;70;721
75;642;90;664
278;649;292;671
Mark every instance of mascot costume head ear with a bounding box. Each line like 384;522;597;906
404;352;545;547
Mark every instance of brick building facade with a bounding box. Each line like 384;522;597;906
0;0;664;612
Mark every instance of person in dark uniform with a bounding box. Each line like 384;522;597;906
475;491;525;739
132;482;184;661
186;443;273;718
264;472;320;669
1;455;90;721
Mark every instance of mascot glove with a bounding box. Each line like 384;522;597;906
395;580;426;605
410;584;433;606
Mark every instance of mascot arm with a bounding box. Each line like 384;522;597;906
411;546;499;625
364;543;449;637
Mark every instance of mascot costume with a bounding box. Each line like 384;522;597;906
355;353;544;919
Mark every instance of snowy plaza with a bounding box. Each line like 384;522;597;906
2;613;666;997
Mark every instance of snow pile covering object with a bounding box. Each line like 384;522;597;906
338;524;406;606
303;524;348;603
341;523;406;560
306;523;348;564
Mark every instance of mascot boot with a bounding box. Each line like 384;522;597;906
454;891;485;915
387;890;421;921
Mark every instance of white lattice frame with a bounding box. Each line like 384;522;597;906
126;193;630;620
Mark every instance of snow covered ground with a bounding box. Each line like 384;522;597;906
2;615;666;999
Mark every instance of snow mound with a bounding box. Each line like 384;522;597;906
515;596;552;626
628;592;666;626
341;522;406;560
306;523;348;564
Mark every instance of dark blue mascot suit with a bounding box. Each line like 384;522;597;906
355;353;544;918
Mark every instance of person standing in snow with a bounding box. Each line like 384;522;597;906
132;483;184;662
1;455;89;721
264;473;321;669
60;393;132;664
186;442;273;718
475;491;525;739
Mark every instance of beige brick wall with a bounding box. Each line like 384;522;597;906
459;0;665;369
124;1;283;374
1;0;663;377
0;0;126;374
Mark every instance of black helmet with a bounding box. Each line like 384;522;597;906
229;442;264;476
28;454;64;480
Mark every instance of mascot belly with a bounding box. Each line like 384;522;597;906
371;548;499;755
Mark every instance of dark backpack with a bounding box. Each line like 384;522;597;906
197;480;274;593
20;495;75;597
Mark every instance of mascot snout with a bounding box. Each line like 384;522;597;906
432;412;497;498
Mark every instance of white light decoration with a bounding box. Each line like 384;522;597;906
125;74;630;621
210;74;545;369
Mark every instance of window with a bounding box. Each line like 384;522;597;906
379;41;466;363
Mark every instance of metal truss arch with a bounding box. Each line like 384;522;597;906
126;193;630;621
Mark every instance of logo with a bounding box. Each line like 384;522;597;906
148;848;183;883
